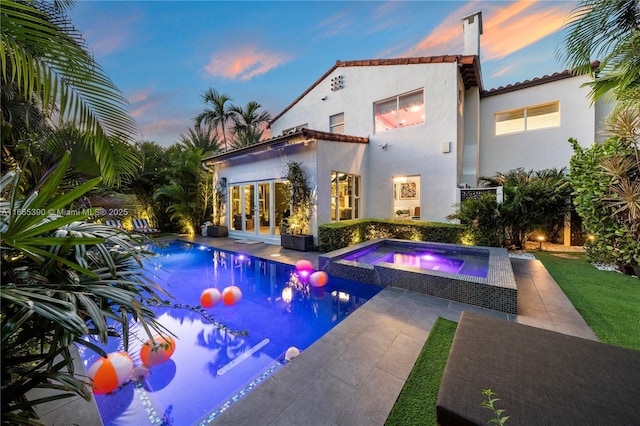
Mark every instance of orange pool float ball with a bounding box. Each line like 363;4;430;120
87;352;134;394
309;271;329;287
200;288;222;308
140;335;176;367
222;285;243;306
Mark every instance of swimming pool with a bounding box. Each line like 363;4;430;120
78;241;381;425
319;239;517;314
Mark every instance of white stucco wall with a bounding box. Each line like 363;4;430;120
479;75;596;176
271;62;462;222
214;142;319;241
461;87;480;187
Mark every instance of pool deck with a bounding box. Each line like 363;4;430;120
38;236;596;426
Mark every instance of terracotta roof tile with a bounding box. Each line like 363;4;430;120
481;61;600;97
269;55;481;125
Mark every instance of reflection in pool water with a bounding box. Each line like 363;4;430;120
78;241;381;425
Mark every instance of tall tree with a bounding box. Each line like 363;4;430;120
0;0;140;185
559;0;640;106
229;101;271;148
154;145;211;232
194;88;234;151
179;125;221;157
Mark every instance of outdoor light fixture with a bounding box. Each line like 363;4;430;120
538;235;545;251
282;287;293;304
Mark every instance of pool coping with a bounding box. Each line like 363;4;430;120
319;239;518;314
40;236;596;426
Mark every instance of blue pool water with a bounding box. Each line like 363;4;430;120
78;241;381;425
341;243;489;278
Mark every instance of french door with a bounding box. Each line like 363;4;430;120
228;180;290;239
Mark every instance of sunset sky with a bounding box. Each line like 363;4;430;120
69;0;579;146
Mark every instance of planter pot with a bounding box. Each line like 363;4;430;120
207;225;228;237
281;234;313;251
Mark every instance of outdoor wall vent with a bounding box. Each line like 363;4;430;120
331;75;344;91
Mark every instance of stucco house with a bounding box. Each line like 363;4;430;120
203;11;612;246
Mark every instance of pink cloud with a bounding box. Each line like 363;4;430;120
402;1;573;61
128;90;162;118
482;6;571;60
204;46;292;80
490;63;518;78
315;11;352;38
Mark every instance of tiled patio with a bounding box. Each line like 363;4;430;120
183;236;596;426
38;236;596;425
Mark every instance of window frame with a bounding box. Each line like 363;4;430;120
329;112;345;134
374;89;425;134
494;101;560;136
331;171;361;222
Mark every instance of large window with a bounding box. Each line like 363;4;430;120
330;113;344;134
495;102;560;135
331;171;360;221
374;89;424;133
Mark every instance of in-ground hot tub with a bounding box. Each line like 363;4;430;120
319;239;517;314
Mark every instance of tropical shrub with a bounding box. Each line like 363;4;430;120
568;108;640;275
318;219;464;253
449;169;572;249
1;153;170;424
153;144;212;234
280;161;312;236
446;193;504;247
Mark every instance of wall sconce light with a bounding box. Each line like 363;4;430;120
379;143;389;150
441;141;451;153
321;95;328;101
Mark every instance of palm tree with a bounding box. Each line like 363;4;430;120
179;125;222;157
479;168;572;248
559;0;640;106
194;88;234;151
229;101;272;148
1;0;140;185
154;145;211;232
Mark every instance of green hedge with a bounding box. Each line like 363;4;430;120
318;219;465;253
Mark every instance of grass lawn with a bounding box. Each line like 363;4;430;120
385;317;458;426
534;252;640;351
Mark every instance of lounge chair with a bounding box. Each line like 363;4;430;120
132;218;160;237
104;219;125;229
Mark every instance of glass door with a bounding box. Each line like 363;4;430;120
243;184;256;231
228;180;290;239
258;183;271;235
230;185;242;231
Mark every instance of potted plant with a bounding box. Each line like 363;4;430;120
280;161;314;251
207;179;228;237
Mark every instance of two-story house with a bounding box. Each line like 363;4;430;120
203;11;612;246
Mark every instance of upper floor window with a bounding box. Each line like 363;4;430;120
330;113;344;134
374;89;424;133
495;102;560;135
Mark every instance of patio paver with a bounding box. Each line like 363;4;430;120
39;235;598;425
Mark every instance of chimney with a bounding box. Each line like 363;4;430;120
462;10;483;56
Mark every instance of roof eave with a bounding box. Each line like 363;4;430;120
202;128;368;165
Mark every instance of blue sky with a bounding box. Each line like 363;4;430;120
69;0;578;146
